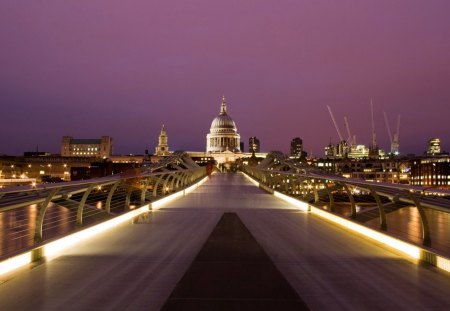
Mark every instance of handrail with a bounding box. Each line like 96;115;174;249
0;153;207;259
241;152;450;251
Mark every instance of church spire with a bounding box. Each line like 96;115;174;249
155;124;169;156
220;95;227;115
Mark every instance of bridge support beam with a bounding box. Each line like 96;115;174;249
125;188;132;209
342;183;356;219
140;177;152;206
106;180;121;214
313;186;319;204
153;174;166;198
324;183;335;212
174;172;185;189
162;174;173;195
77;184;96;227
34;188;60;242
169;173;178;192
369;186;387;230
405;190;431;246
180;172;189;189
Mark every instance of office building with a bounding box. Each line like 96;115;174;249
290;137;303;158
249;137;260;153
61;136;113;158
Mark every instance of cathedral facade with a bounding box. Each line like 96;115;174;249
206;96;241;153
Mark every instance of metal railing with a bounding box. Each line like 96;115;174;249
0;152;206;258
241;152;450;254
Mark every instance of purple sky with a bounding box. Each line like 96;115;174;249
1;0;450;156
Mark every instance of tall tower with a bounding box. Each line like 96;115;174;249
427;138;441;155
155;125;170;156
290;137;303;158
249;137;260;153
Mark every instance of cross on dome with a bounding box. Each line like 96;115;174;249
220;95;227;115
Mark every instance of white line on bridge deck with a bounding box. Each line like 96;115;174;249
0;173;449;310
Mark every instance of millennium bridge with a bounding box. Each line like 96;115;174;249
0;152;449;310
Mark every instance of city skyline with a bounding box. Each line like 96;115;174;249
1;1;450;155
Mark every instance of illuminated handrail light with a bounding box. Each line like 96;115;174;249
0;175;208;277
0;253;31;277
241;170;450;273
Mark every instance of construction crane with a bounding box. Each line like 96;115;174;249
370;99;377;151
343;116;355;147
393;115;401;155
383;112;401;155
383;112;393;145
327;105;344;142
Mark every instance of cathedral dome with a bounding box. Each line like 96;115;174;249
210;96;238;133
211;114;237;131
206;96;241;153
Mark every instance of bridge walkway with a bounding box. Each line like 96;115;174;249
0;173;449;310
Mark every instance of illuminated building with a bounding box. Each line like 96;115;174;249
155;125;170;156
249;137;260;153
314;158;409;184
411;156;450;188
61;136;113;158
206;96;241;153
427;138;442;155
290;137;303;158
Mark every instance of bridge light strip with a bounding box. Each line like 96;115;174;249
241;171;450;273
309;206;421;260
274;191;310;212
184;176;209;195
44;204;150;259
152;176;208;211
241;172;259;186
0;253;31;277
0;176;209;277
152;193;183;211
273;187;420;259
437;257;450;273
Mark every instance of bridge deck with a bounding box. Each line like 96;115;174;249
0;173;449;310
